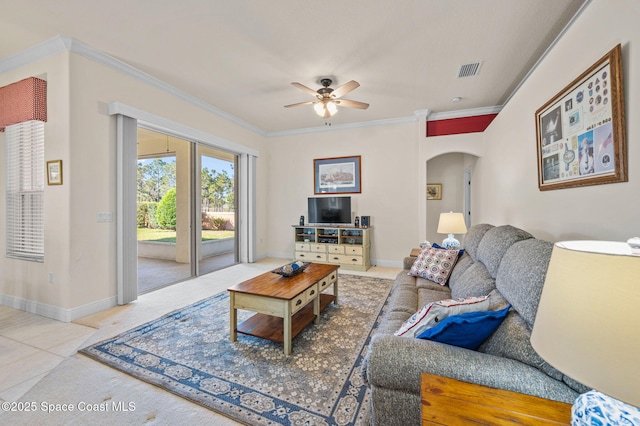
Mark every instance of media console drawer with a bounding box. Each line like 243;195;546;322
292;225;371;272
345;246;363;256
295;243;310;252
329;254;364;266
328;245;345;254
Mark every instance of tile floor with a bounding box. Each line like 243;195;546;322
0;308;96;402
0;258;401;404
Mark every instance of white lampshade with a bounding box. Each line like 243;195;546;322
436;212;467;250
531;241;640;407
436;212;467;235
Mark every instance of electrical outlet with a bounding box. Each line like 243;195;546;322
48;272;54;283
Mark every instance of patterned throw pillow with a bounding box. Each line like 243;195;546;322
431;243;465;259
394;295;490;338
408;247;460;285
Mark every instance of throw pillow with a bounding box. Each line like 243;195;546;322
432;243;466;259
394;295;490;338
416;305;511;350
408;246;460;285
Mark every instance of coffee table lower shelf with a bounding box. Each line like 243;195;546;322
236;294;334;343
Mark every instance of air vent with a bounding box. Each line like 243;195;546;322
457;62;482;78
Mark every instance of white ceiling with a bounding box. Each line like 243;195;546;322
0;0;588;134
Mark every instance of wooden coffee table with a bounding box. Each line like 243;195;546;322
228;263;339;355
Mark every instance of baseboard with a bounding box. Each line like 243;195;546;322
371;259;404;268
0;294;117;323
260;253;403;269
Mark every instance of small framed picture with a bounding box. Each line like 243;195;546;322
426;183;442;200
47;160;63;185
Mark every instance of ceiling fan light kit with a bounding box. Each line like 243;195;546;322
285;78;369;118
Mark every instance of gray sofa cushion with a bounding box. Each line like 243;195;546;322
403;256;416;270
376;310;411;335
447;252;473;281
462;223;494;261
448;260;496;299
495;238;553;328
386;285;418;316
394;270;420;290
479;290;564;381
417;288;453;310
476;225;532;277
416;276;451;293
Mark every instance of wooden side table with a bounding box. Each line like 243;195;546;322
421;373;572;425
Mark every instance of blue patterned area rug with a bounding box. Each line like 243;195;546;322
80;274;393;426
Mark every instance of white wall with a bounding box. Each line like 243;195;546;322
0;52;72;317
0;50;268;320
476;0;640;242
419;131;484;242
266;121;421;266
426;153;465;243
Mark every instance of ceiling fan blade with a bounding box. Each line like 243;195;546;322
336;99;369;109
331;80;359;99
284;100;315;108
291;82;320;98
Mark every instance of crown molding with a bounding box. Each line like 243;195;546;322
265;115;420;138
0;36;69;74
0;35;266;137
1;36;504;138
427;106;502;121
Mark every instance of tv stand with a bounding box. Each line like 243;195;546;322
293;225;371;272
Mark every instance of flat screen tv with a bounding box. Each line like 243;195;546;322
308;196;352;225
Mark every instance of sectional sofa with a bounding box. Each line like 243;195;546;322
362;224;589;425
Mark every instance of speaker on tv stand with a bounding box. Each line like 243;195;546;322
361;216;370;228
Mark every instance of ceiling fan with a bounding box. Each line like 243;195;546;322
284;78;369;119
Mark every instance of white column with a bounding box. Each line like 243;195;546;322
414;109;431;242
116;114;138;305
174;137;191;263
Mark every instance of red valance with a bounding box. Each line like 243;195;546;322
0;77;47;132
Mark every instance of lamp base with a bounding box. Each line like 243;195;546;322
441;234;460;250
572;390;640;425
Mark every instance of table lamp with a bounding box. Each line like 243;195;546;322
436;212;467;249
530;240;640;424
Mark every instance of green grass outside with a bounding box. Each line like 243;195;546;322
137;228;235;243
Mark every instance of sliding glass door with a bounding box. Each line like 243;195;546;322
198;146;237;275
135;128;237;294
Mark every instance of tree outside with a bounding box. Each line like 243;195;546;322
155;187;177;229
137;155;235;243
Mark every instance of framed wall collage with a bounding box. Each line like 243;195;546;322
535;44;627;191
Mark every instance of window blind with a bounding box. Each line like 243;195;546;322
6;120;45;261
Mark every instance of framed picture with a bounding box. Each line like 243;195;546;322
535;44;627;191
314;155;361;194
426;184;442;200
46;160;63;185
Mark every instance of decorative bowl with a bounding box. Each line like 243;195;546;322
272;261;310;277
